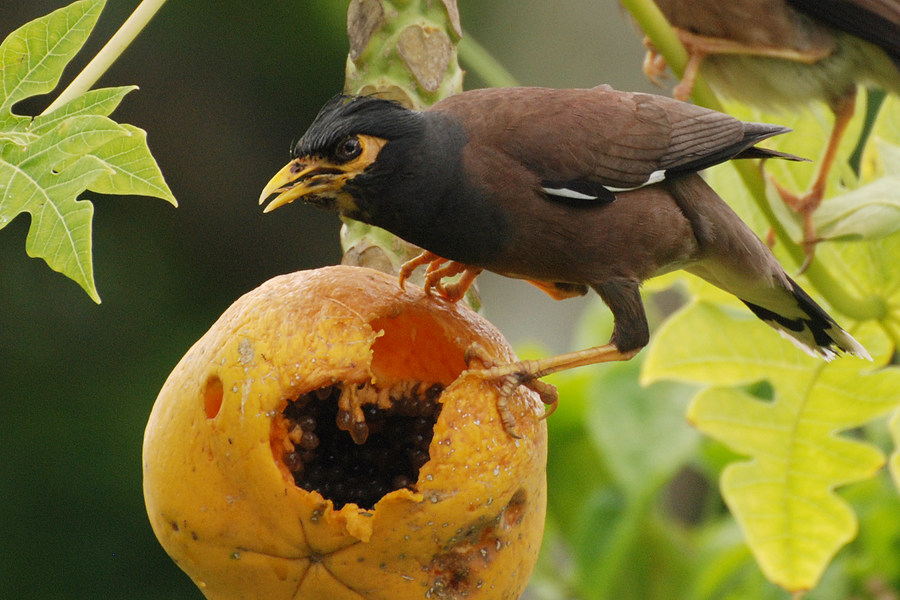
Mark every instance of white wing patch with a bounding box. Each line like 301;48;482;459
542;169;668;200
605;169;667;192
541;187;599;200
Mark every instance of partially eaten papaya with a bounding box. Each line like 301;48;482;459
143;265;547;600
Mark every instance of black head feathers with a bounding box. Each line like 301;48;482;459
293;95;424;159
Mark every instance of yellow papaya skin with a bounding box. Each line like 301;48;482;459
143;266;547;600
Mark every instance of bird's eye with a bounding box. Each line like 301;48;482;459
335;136;363;161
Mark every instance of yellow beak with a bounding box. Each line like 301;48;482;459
259;159;326;213
260;136;388;214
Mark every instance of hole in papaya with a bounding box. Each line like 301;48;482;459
272;309;471;510
276;382;444;511
204;376;223;419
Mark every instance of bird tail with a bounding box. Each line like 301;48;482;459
741;276;871;361
734;146;808;163
668;174;869;362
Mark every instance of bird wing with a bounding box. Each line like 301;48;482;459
431;86;786;201
786;0;900;64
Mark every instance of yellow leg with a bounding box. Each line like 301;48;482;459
672;47;707;101
464;342;639;437
642;41;670;87
772;90;857;272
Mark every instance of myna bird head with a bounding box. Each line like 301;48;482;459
259;95;427;219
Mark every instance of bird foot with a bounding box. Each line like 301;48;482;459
672;49;705;102
642;41;670;87
398;251;482;303
641;36;701;101
398;250;442;290
765;88;856;274
769;177;824;274
463;343;559;438
463;342;639;438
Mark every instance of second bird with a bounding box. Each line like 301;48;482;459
642;0;900;257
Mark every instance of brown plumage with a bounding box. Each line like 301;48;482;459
260;86;870;428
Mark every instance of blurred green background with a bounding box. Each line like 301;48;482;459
0;1;658;598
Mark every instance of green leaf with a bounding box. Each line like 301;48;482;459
85;124;175;201
813;179;900;241
0;1;176;301
644;301;900;591
813;141;900;242
890;409;900;494
0;0;105;126
24;154;110;294
29;86;136;135
0;115;127;302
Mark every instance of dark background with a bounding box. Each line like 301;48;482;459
0;1;652;597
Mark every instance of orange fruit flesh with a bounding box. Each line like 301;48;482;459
369;313;469;386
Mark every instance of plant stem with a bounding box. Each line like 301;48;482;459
619;0;886;322
458;33;520;88
42;0;169;115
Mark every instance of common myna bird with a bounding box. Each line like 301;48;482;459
642;0;900;260
260;86;869;427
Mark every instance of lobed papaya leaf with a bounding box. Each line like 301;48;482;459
29;86;136;136
0;0;175;302
644;298;900;591
82;124;175;201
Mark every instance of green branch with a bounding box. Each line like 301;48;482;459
43;0;169;115
458;33;520;88
619;0;886;322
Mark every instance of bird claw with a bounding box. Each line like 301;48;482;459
398;250;441;291
464;342;639;437
763;86;856;275
642;41;670;87
463;343;559;439
642;32;705;101
399;251;482;303
768;176;823;274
